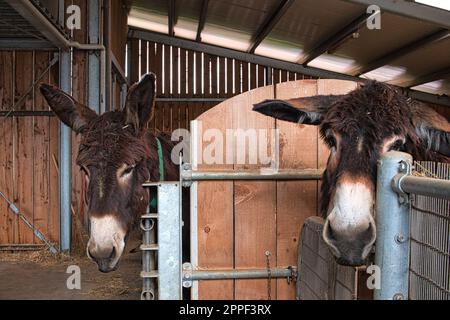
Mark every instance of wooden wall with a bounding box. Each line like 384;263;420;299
0;0;129;247
0;51;60;244
192;79;358;300
128;39;317;133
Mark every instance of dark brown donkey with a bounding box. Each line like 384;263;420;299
254;81;450;266
40;73;184;273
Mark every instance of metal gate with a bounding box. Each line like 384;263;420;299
375;151;450;300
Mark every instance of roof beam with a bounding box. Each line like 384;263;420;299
400;66;450;88
343;0;450;30
128;28;450;107
196;0;209;42
352;29;450;76
5;0;70;49
168;0;175;37
247;0;295;53
299;11;377;65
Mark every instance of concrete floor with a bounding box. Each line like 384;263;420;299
0;243;143;300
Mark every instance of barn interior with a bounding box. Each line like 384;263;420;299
0;0;449;300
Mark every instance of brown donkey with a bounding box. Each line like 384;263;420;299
254;81;449;266
40;73;182;272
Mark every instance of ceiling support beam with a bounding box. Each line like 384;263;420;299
299;11;378;65
168;0;175;37
128;28;450;107
401;67;450;88
343;0;450;30
247;0;295;53
352;29;450;76
196;0;209;42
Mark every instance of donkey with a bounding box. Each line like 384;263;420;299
253;81;450;266
40;73;184;273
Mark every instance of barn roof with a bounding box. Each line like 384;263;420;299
127;0;450;102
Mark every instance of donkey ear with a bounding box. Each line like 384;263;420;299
40;84;98;134
124;73;156;130
252;95;341;125
411;101;450;157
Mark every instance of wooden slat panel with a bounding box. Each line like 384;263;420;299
163;45;171;97
180;49;187;96
241;62;249;93
280;70;288;83
196;99;234;300
0;51;15;243
155;43;163;96
234;60;241;95
172;46;179;97
210;56;217;97
15;51;34;243
129;39;140;84
140;40;148;76
203;54;211;98
257;64;265;88
249;63;257;90
195;52;202;97
33;51;51;244
273;69;280;84
275;80;319;299
233;86;276;300
218;57;225;97
226;58;234;97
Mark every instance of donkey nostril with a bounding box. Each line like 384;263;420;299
109;247;116;260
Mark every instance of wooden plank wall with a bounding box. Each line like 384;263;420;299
193;80;358;300
0;51;59;245
0;0;129;246
128;39;317;132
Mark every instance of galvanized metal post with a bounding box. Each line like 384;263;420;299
374;151;412;300
59;50;72;252
157;183;182;300
88;0;101;114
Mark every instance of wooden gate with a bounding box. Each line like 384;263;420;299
190;79;359;300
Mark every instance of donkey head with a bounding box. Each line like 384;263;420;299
254;81;449;266
40;73;157;272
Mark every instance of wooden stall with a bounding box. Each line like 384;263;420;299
190;79;359;300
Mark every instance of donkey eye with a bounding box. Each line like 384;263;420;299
389;139;405;151
326;136;337;149
122;165;135;177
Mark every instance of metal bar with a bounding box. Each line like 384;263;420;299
401;66;450;88
196;0;209;42
59;50;72;252
300;11;376;65
157;183;182;300
181;168;324;182
374;151;412;300
141;211;156;300
88;0;101;114
248;0;295;53
397;176;450;200
185;268;294;281
352;30;450;76
128;28;450;107
342;0;450;30
0;111;54;117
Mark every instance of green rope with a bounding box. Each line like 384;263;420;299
150;136;165;211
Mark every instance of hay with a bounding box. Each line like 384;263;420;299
0;249;88;267
84;275;140;298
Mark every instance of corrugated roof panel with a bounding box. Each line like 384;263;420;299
332;12;441;73
373;38;450;86
412;78;450;95
261;0;363;52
